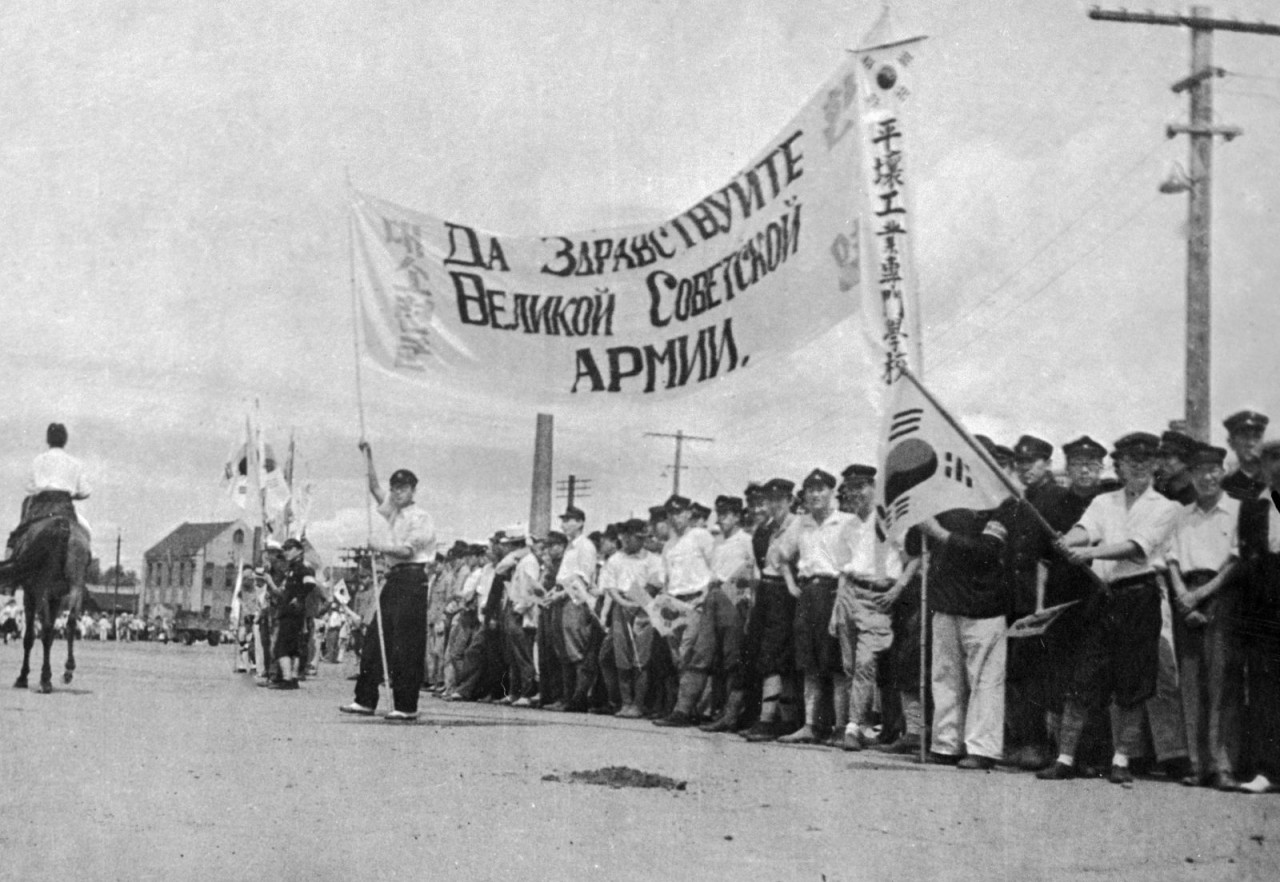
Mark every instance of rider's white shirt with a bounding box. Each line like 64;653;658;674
28;449;91;499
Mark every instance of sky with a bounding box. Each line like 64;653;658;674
2;0;1279;573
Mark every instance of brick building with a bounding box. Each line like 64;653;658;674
141;521;252;618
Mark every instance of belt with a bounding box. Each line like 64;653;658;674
800;575;839;587
1110;572;1160;591
390;562;426;572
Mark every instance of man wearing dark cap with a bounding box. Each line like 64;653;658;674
741;478;800;741
830;465;915;750
770;469;854;745
689;502;712;530
1040;432;1180;783
533;531;569;708
1155;430;1200;506
646;505;671;554
341;443;436;722
269;538;315;690
653;494;715;725
1236;439;1280;793
674;495;754;730
555;507;600;712
1167;444;1242;789
1222;410;1270;501
599;519;665;718
1002;434;1080;770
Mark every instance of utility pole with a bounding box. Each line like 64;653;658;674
555;474;592;509
1089;5;1280;441
529;414;554;538
114;530;122;618
644;429;714;496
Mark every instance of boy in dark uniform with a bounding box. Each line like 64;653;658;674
270;538;315;690
1222;410;1269;502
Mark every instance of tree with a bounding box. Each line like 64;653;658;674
101;565;138;587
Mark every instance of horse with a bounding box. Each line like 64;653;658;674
0;496;91;693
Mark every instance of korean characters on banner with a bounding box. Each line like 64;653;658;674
855;34;925;386
351;57;866;401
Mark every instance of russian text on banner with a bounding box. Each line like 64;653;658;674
351;58;866;398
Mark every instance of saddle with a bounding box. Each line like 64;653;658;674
7;492;75;553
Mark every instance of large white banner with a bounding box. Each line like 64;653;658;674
352;57;865;398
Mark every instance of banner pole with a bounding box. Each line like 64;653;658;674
918;546;929;766
369;550;393;700
347;206;373;542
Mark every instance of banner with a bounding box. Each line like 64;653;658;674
854;9;925;384
878;369;1012;543
352;57;866;398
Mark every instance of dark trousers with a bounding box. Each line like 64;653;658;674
503;608;538;698
354;566;427;713
794;577;841;676
745;577;796;678
1006;636;1052;751
1244;638;1280;781
536;601;567;703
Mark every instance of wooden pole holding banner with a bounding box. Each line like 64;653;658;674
348;199;394;705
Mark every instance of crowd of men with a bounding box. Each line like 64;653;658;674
317;411;1280;796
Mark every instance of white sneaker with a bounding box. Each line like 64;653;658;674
1239;774;1274;794
338;702;375;716
385;710;419;722
512;697;532;708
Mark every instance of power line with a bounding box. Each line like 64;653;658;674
643;429;713;497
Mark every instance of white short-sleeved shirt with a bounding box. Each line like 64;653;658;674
840;513;903;582
1075;485;1180;582
773;509;855;578
711;530;756;583
663;527;715;597
377;499;436;564
1168;494;1239;574
599;550;665;607
556;534;599;604
28;448;90;498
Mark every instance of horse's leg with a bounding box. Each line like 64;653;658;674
14;602;34;689
63;526;89;685
38;593;53;693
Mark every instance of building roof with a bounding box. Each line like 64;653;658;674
144;522;240;560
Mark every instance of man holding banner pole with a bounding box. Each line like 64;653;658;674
340;442;436;722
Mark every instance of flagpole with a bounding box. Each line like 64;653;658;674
348;192;393;706
918;546;929;766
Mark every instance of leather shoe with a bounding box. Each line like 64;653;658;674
874;735;922;755
777;725;817;745
1108;764;1134;785
958;755;995;771
1036;762;1076;781
1181;773;1210;787
653;712;694;728
740;723;781;743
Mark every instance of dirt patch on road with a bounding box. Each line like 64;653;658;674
543;766;687;791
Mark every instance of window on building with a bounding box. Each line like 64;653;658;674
233;529;245;545
202;605;211;616
204;562;215;588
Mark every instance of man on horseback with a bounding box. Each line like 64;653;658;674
1;422;93;692
24;422;91;524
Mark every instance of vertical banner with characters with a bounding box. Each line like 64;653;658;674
854;10;926;385
351;56;868;400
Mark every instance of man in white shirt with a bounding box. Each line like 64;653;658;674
656;495;755;728
341;442;436;722
555;506;600;713
772;468;856;746
500;526;542;707
1040;432;1180;785
24;422;90;524
1168;443;1242;791
599;519;665;718
652;494;715;725
830;465;915;751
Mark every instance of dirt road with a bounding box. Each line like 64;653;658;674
1;641;1276;881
